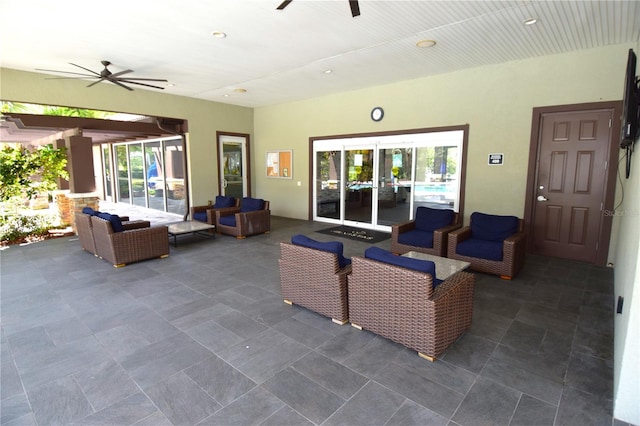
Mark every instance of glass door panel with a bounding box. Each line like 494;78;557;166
102;146;112;201
115;145;130;203
316;150;342;220
219;134;248;199
129;144;145;207
164;139;185;215
377;146;413;226
413;145;459;212
344;148;374;225
145;141;164;212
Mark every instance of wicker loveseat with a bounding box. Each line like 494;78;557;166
91;215;169;267
75;210;149;256
75;210;169;267
391;207;461;257
447;212;526;280
279;235;351;325
348;247;475;361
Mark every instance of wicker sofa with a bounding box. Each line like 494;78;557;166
348;249;475;361
75;211;169;267
279;236;351;325
75;211;149;256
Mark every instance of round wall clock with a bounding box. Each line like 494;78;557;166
371;107;384;122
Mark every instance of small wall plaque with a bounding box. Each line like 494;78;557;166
488;153;504;165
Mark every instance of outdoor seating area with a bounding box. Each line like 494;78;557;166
391;209;527;280
280;234;474;361
0;215;616;426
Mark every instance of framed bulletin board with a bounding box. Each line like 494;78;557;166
266;150;292;179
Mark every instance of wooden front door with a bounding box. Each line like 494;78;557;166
528;105;618;264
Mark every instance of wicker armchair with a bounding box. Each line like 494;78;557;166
215;198;270;238
90;215;169;267
190;196;240;225
279;240;350;324
391;207;461;257
447;212;526;280
348;255;474;361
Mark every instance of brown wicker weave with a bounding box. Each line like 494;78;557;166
348;256;474;361
279;242;350;324
391;213;462;256
90;216;169;267
447;218;526;280
75;212;98;255
215;201;271;239
190;199;241;225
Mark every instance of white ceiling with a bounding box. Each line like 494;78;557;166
1;0;639;108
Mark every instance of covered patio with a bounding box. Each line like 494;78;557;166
0;214;617;425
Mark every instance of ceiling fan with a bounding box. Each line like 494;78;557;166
277;0;360;17
35;60;168;91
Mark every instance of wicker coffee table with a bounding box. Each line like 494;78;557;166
167;221;216;247
402;251;470;280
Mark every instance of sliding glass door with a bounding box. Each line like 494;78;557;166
313;128;466;231
101;136;184;216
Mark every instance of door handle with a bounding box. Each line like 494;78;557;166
223;179;228;188
537;195;548;201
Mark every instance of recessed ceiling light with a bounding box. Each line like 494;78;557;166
223;94;230;97
212;31;227;38
166;83;175;87
323;69;333;74
234;88;247;93
416;39;436;48
523;18;538;25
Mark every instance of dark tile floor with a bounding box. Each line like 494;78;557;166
0;216;627;425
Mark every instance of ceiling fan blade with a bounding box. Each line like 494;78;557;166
116;77;168;82
108;79;134;91
118;79;165;90
277;0;292;10
69;63;101;76
109;69;134;78
86;78;107;88
43;76;99;80
349;0;360;17
35;68;97;77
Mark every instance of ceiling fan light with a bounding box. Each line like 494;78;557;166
416;39;436;49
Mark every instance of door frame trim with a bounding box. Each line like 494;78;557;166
524;101;622;266
216;131;251;197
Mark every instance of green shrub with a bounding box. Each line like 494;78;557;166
0;214;59;245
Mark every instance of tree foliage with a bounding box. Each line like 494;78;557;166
1;101;111;118
0;145;68;201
